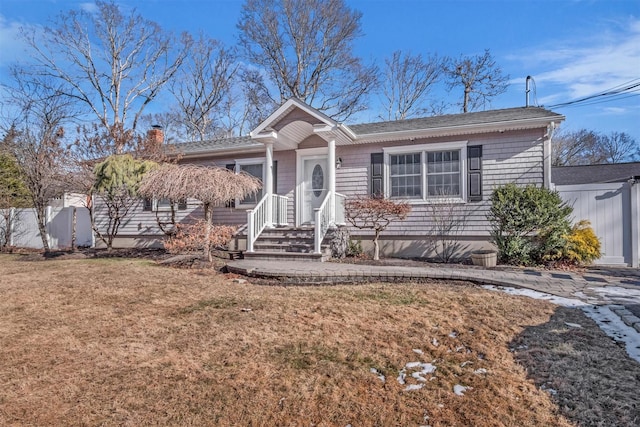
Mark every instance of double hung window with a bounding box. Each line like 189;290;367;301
385;142;467;201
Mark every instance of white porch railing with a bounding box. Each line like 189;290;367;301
335;193;346;225
313;192;346;254
272;194;289;226
247;194;289;252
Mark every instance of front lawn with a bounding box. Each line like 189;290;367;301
0;254;637;426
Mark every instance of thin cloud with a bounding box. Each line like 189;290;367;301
0;14;27;67
509;17;640;101
79;3;100;14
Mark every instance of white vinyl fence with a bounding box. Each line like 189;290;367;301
556;181;639;267
1;206;93;250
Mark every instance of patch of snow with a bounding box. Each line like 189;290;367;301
473;368;487;375
591;286;640;301
482;285;640;364
398;362;437;387
581;305;640;363
412;372;428;382
460;361;472;367
370;367;385;383
540;385;558;396
397;371;406;385
413;348;424;354
453;384;471;396
431;338;439;347
482;285;588;307
564;322;582;328
405;384;424;391
448;331;458;338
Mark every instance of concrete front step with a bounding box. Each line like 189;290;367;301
243;250;328;262
253;243;330;253
241;225;338;262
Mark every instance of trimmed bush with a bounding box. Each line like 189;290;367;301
488;184;573;266
562;220;601;265
164;221;236;255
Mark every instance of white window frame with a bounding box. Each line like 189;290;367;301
234;157;266;208
144;198;187;212
383;141;468;203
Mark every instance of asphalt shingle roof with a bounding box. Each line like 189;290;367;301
349;107;563;135
552;162;640;185
172;106;563;155
172;135;262;155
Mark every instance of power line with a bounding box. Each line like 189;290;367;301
547;79;640;109
552;90;640;109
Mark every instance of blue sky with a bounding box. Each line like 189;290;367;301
1;0;639;143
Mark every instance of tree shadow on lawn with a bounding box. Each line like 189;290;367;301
512;306;640;426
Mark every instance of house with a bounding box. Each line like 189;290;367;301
101;98;565;261
553;162;640;267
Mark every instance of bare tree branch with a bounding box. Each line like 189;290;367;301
444;49;509;113
238;0;379;121
381;50;443;121
20;1;191;152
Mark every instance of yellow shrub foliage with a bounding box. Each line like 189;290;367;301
562;220;601;265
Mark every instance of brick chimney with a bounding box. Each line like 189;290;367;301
147;125;164;149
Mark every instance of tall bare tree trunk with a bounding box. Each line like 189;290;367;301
203;202;212;262
35;204;50;252
71;207;77;251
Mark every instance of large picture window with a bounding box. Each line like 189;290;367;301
384;142;467;202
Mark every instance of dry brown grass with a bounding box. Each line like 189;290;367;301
0;254;636;426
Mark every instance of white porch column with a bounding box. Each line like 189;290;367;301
327;138;336;223
265;142;274;227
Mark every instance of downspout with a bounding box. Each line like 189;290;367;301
543;121;556;189
629;176;639;268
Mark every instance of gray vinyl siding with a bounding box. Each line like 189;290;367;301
338;128;546;238
95;127;547;246
97;150;299;240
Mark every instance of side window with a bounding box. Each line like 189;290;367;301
239;163;264;205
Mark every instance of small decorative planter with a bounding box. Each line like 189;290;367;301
471;250;498;267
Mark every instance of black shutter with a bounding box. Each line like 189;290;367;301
177;199;187;210
371;153;384;198
225;163;236;208
467;145;483;202
272;161;278;193
143;198;153;211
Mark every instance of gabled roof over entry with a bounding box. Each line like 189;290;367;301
250;98;356;149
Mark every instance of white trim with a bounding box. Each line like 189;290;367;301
383;140;468;153
383;142;468;202
250;98;338;138
355;117;562;144
234;157;266;208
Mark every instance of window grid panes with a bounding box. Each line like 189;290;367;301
239;163;263;204
390;153;421;198
426;150;460;197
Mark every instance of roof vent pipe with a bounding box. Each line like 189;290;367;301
526;76;532;107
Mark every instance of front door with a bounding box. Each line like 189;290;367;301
301;156;328;224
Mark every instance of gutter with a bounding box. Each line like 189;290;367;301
350;115;566;144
